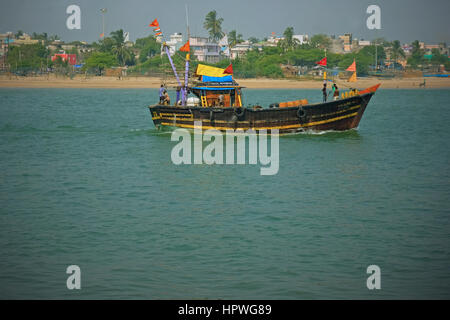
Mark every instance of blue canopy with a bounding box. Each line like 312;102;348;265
192;87;235;91
201;75;233;83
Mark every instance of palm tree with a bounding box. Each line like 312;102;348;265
280;27;299;51
203;10;224;41
390;40;405;64
228;30;243;47
110;29;133;66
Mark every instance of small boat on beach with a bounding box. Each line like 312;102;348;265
148;64;380;134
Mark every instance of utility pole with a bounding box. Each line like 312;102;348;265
100;8;107;38
375;40;378;71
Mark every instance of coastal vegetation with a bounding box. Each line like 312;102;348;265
4;11;449;78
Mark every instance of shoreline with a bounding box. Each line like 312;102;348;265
1;75;449;89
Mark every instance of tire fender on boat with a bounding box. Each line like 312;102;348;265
234;107;245;120
297;107;307;121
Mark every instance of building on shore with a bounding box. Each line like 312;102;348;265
293;34;309;45
189;36;222;63
165;33;183;55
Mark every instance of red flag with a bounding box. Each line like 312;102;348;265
149;19;159;27
99;33;104;38
316;57;327;66
179;40;190;52
346;60;356;72
223;64;233;74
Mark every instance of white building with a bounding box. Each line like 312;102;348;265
230;41;255;60
189;36;222;63
165;33;183;55
358;40;371;47
293;34;308;45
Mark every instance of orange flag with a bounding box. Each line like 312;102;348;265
223;64;233;74
149;19;159;27
316;57;327;66
100;33;104;38
348;72;357;82
179;40;190;52
346;60;356;72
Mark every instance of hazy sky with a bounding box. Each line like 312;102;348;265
0;0;449;44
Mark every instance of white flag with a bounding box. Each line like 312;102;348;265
219;34;229;56
218;34;228;46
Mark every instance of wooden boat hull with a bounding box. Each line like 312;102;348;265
148;92;376;134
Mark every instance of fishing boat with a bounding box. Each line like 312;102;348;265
149;63;380;134
147;19;380;134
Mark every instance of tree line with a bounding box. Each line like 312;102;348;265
5;10;449;77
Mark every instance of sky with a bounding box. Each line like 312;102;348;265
0;0;449;44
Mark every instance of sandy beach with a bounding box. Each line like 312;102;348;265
0;74;449;89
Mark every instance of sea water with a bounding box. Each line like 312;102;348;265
0;88;449;299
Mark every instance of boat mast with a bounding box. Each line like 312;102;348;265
182;4;190;106
157;22;182;88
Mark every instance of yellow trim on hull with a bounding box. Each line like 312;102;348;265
159;112;359;131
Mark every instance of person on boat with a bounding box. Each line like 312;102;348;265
163;91;171;105
218;94;224;107
322;83;327;102
332;83;340;100
176;85;181;105
159;84;165;104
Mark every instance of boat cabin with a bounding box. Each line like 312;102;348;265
191;75;243;107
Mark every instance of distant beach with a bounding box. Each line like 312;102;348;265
0;74;449;89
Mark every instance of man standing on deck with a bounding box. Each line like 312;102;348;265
322;82;327;102
218;94;224;107
332;83;339;100
159;84;165;104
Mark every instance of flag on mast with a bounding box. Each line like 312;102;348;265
223;64;233;75
346;60;356;72
179;40;190;52
348;72;357;82
316;57;327;66
346;59;357;82
149;19;159;27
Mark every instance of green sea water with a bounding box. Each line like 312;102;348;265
0;88;449;299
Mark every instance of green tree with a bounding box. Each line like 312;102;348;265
248;37;259;44
279;27;299;52
85;52;117;74
228;30;243;47
135;35;161;63
309;34;331;50
31;32;48;42
15;30;24;38
390;40;405;63
49;34;60;42
109;29;135;66
203;10;224;41
6;43;49;72
408;40;425;67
